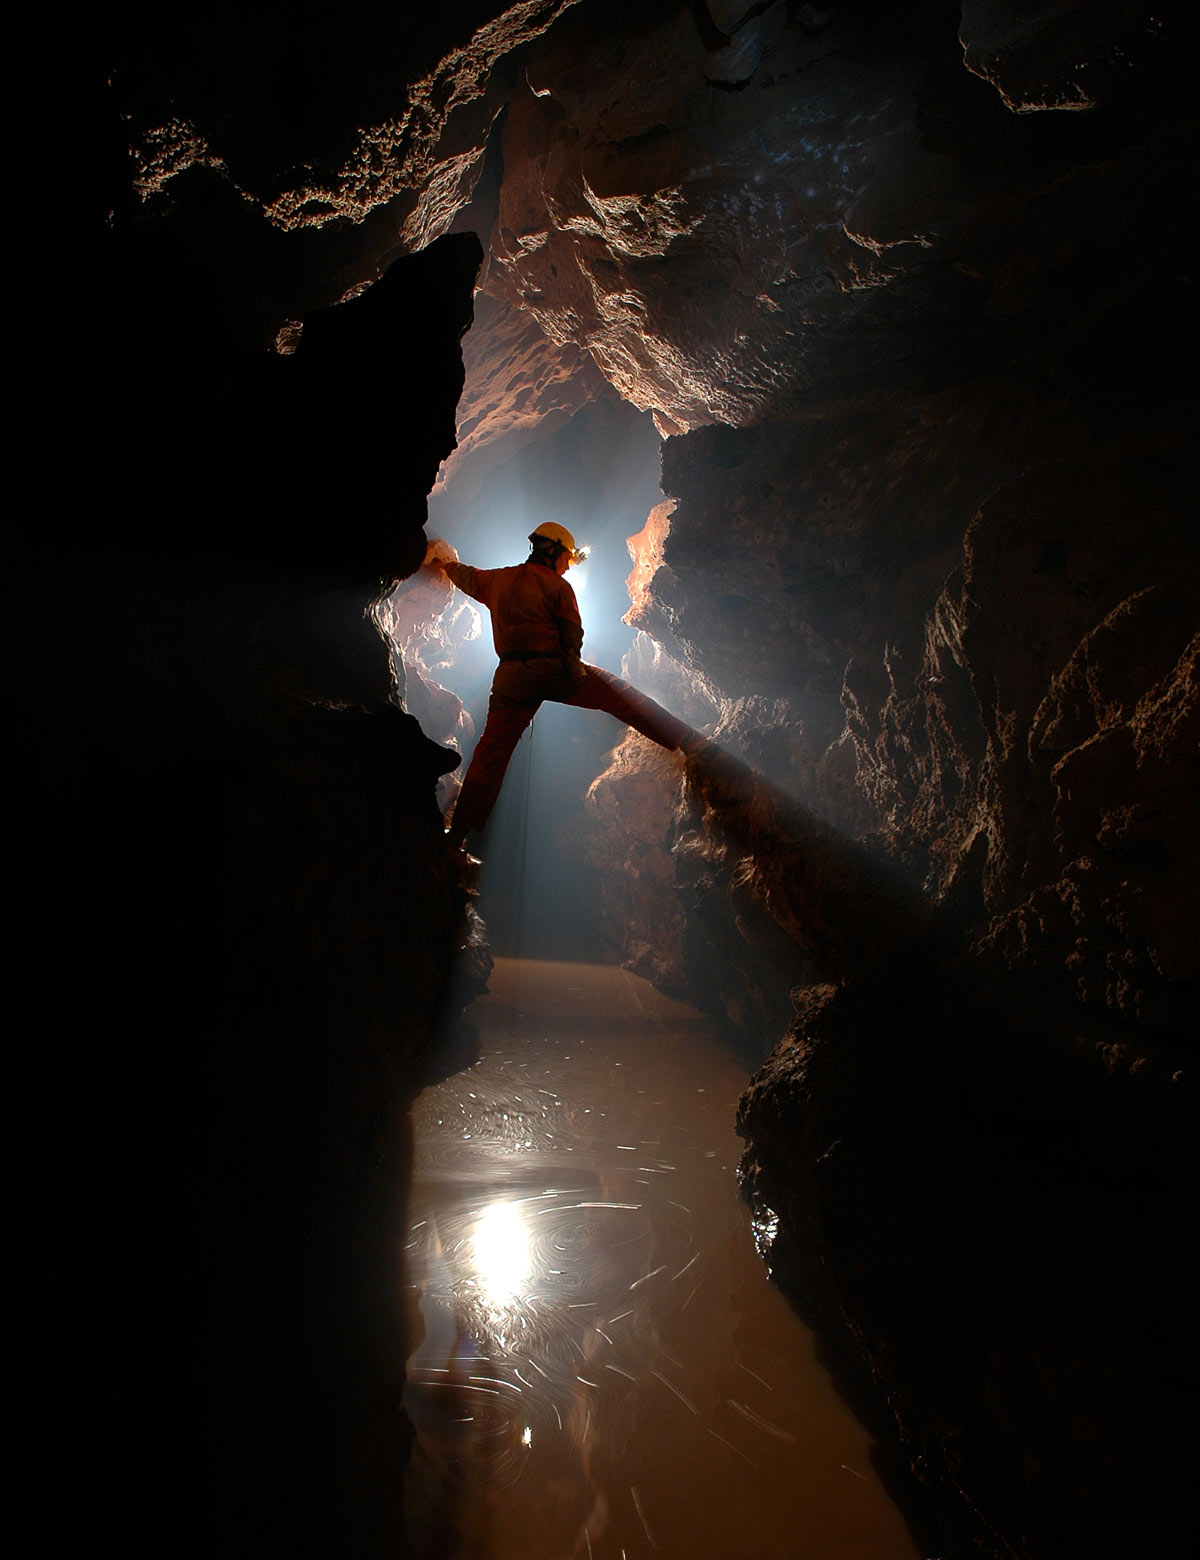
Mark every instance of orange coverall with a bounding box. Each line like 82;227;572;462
446;557;691;837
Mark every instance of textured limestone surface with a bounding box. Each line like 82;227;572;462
436;287;619;495
111;0;585;342
29;3;1198;1559
427;4;1193;1554
484;1;994;434
475;6;1195;1556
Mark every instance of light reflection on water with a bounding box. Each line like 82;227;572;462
403;959;920;1560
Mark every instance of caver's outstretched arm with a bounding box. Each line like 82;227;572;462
425;538;494;610
428;524;696;853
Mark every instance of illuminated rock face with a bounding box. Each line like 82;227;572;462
408;6;1192;1553
486;2;1199;1047
112;0;583;335
657;418;1197;1557
484;2;989;435
438;288;617;493
466;9;1197;1557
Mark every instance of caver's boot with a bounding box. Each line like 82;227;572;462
444;827;482;894
678;730;714;761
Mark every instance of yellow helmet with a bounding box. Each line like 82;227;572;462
529;522;587;567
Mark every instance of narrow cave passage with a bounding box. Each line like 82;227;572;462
46;6;1193;1557
399;397;676;961
402;959;922;1560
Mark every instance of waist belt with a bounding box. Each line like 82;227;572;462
498;649;564;662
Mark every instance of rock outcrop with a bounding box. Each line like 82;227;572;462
406;5;1197;1550
559;8;1195;1556
23;46;493;1553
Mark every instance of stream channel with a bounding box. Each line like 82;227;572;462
402;958;924;1560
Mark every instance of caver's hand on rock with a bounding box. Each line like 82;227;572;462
423;536;459;574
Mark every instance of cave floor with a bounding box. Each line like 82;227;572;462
403;959;921;1560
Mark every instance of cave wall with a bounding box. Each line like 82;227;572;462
20;11;521;1554
435;3;1197;1555
19;242;491;1556
555;8;1198;1558
21;4;1198;1558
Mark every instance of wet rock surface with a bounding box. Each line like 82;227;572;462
735;953;1196;1560
585;316;1196;1560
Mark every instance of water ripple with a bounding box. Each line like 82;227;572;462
401;960;921;1560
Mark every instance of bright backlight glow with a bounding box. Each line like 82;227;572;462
471;1200;533;1303
567;560;590;599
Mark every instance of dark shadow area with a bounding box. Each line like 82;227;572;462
681;745;1198;1558
682;739;954;979
18;74;487;1553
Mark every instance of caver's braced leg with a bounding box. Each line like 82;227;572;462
446;701;539;844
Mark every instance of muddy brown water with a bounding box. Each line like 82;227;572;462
403;959;923;1560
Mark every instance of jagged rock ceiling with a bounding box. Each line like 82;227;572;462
116;0;1189;436
482;0;990;434
105;0;1192;1087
